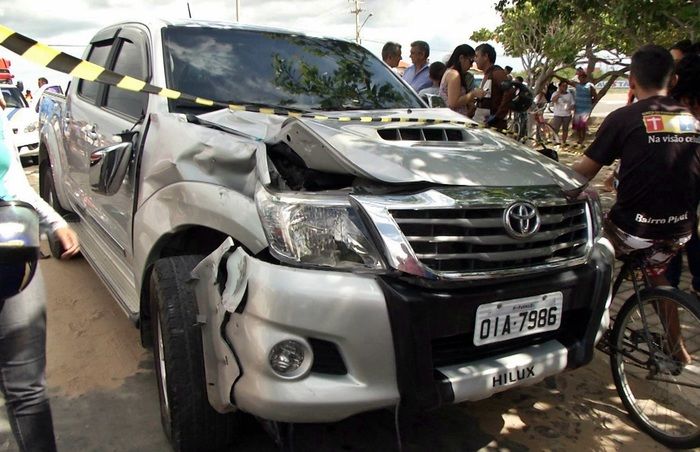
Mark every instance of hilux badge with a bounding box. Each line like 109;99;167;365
503;202;540;239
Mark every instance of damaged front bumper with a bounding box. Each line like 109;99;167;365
192;238;399;422
192;238;613;423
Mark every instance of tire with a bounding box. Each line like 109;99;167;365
610;287;700;449
150;255;237;451
40;161;71;259
39;161;70;216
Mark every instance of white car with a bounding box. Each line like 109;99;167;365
1;84;39;164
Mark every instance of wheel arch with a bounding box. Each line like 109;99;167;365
138;225;230;348
131;182;267;346
38;140;74;214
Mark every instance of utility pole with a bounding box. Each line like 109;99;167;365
349;0;371;44
236;0;240;22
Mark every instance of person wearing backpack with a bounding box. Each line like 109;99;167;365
506;77;533;139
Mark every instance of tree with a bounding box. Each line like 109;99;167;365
496;0;699;42
480;0;699;105
471;3;586;98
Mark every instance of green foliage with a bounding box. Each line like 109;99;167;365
495;0;699;43
470;28;496;43
487;0;699;104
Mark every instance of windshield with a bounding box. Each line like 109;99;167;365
1;87;27;108
162;26;422;113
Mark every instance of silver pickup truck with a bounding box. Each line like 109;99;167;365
39;19;614;451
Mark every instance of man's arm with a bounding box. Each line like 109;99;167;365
572;155;603;181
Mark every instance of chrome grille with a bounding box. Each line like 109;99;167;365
390;202;589;273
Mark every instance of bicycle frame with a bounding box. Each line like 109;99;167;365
600;258;656;355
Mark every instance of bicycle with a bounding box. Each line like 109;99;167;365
597;250;700;449
526;104;560;147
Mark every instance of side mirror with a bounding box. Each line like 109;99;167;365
89;141;133;195
421;93;446;108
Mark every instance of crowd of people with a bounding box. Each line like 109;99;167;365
382;40;515;129
381;39;588;144
382;39;698;151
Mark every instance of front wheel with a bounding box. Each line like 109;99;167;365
610;287;700;449
150;255;238;451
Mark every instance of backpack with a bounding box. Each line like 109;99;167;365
509;85;534;112
0;201;40;299
545;82;557;102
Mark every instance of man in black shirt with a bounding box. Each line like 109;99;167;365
573;45;700;363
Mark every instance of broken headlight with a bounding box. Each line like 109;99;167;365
255;185;385;271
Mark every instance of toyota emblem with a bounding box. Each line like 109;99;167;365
503;202;540;239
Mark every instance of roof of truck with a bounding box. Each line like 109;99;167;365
112;18;345;43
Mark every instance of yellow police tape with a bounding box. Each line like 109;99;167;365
0;23;568;151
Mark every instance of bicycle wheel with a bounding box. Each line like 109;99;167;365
610;287;700;448
506;119;520;140
534;123;560;147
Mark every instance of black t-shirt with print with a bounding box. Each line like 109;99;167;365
585;96;700;239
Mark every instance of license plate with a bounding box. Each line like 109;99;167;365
474;292;563;346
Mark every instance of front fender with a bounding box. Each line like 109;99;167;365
133;181;267;292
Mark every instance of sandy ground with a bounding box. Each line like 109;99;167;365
0;116;681;451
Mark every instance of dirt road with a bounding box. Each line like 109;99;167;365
0;156;672;451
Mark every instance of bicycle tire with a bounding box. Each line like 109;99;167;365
534;123;560;147
506;118;522;141
610;287;700;449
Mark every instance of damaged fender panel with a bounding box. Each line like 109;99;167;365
132;182;266;292
192;238;250;413
138;112;262;206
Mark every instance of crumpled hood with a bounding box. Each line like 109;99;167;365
199;108;587;191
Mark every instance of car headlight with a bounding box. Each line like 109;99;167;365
23;121;38;133
255;185;385;271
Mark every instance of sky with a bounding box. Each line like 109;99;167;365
0;0;519;92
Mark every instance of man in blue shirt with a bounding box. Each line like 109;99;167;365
403;41;432;92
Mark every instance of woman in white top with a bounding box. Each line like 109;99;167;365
549;81;575;144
